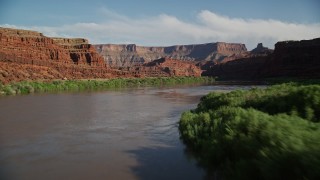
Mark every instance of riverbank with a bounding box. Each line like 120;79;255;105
0;76;214;96
211;78;320;86
265;77;320;85
179;83;320;180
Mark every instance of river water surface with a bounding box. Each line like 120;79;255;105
0;85;257;180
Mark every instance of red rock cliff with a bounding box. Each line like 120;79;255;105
205;38;320;80
0;27;112;83
0;27;205;83
0;27;105;66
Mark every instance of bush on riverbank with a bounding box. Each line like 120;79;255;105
0;76;214;95
179;83;320;180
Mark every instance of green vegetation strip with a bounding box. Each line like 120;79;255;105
179;83;320;180
0;77;214;96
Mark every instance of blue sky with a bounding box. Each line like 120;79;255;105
1;0;320;49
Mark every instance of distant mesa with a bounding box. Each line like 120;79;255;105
93;42;248;67
251;43;273;55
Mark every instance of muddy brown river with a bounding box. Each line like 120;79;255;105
0;85;257;180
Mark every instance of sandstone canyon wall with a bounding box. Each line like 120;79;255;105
94;42;247;67
4;27;316;83
0;27;202;84
206;39;320;80
261;38;320;78
0;27;105;66
0;27;113;83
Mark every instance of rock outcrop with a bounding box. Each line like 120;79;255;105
144;58;202;77
0;27;203;83
0;27;114;83
205;38;320;80
0;27;105;66
251;43;273;55
0;61;112;84
94;42;247;67
204;56;268;79
52;38;105;66
262;38;320;78
110;58;202;78
6;27;317;83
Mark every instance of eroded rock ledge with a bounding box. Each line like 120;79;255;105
206;39;320;79
0;27;105;66
94;42;247;67
0;27;203;84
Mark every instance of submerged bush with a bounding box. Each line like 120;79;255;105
179;84;320;180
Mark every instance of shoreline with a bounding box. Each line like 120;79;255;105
179;83;320;179
0;76;215;96
2;76;319;96
211;80;267;85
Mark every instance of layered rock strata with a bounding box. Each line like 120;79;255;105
0;27;105;66
94;42;247;67
0;27;203;83
206;39;320;79
110;58;201;78
0;61;112;84
0;27;112;83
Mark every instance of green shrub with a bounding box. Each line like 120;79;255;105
179;84;320;180
195;84;320;122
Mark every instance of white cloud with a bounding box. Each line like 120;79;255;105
2;10;320;50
